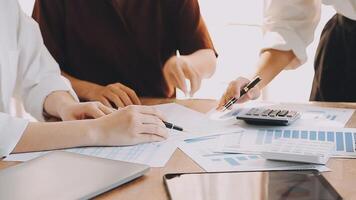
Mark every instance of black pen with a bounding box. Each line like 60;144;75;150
163;121;184;132
222;76;262;111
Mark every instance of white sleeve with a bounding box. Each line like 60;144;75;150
0;113;28;158
15;4;79;121
261;0;321;69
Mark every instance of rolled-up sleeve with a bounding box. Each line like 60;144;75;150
0;114;28;158
16;6;78;121
261;0;321;69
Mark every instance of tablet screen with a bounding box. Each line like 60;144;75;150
164;170;342;200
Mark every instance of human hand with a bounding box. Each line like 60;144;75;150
218;77;261;109
93;105;169;146
59;101;113;121
163;54;202;97
85;83;141;108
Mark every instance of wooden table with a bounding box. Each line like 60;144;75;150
1;98;356;199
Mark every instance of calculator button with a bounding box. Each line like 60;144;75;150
269;110;280;117
261;109;272;116
287;111;297;118
277;110;288;117
246;108;258;116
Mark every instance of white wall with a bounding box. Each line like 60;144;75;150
18;0;336;102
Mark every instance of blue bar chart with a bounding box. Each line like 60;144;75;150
256;129;356;154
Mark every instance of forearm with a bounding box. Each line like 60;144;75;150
62;71;101;101
13;120;96;153
185;49;217;78
254;49;296;89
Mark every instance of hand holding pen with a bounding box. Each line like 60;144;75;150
218;76;262;111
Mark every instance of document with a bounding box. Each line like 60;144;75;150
5;130;188;167
155;103;244;136
217;127;356;158
179;134;329;172
209;102;354;128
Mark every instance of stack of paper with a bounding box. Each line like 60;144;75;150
179;134;330;172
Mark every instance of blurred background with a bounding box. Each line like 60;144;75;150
18;0;336;103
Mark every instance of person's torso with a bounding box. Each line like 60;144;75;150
0;1;22;113
62;0;178;97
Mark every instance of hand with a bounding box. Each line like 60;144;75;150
218;77;261;109
59;102;113;121
86;83;141;108
93;105;169;146
163;55;202;97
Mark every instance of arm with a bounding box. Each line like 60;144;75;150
163;0;217;97
13;106;169;154
218;0;321;107
13;120;94;153
254;49;295;89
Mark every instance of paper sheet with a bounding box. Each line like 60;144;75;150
155;103;244;136
5;130;188;167
271;103;354;128
179;134;329;172
217;127;356;158
208;102;354;128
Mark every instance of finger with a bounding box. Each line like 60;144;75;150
165;73;177;89
84;107;106;119
139;114;165;126
119;85;141;105
110;87;133;106
103;91;125;108
139;124;169;139
184;68;200;96
97;103;114;115
164;74;177;97
172;66;188;94
218;92;230;109
236;88;260;104
99;97;113;108
136;133;167;144
136;106;167;121
247;87;261;100
64;115;77;121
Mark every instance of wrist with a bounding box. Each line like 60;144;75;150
83;119;103;146
44;91;77;119
77;81;102;101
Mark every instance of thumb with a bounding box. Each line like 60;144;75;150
247;87;261;100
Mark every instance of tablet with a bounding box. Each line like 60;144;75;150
164;170;342;200
0;151;149;200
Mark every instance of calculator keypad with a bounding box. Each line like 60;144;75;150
236;108;301;126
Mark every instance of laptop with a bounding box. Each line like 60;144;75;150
0;151;149;200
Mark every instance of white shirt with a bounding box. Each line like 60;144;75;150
0;0;78;158
262;0;356;69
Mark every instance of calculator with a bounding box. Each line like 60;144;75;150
236;108;301;126
261;138;334;164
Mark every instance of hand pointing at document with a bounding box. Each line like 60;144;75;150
163;49;217;98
